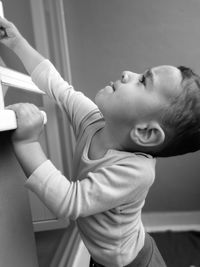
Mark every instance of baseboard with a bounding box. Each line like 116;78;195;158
142;211;200;232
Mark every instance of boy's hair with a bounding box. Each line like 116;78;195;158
156;66;200;157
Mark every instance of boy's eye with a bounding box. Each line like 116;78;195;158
139;74;146;86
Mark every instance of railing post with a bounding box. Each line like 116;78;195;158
0;80;17;132
0;80;4;109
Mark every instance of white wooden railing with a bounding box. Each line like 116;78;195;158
0;66;46;132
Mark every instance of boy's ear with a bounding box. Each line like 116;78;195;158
130;121;165;147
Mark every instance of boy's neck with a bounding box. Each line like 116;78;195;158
95;124;156;156
88;124;123;160
99;124;125;150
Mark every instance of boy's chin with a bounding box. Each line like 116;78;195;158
94;89;103;103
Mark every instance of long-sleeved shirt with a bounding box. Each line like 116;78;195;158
26;60;156;267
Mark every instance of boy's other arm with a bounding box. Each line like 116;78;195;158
8;103;47;177
8;103;152;220
0;17;44;74
14;141;47;177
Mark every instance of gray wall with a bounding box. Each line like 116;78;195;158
0;132;39;266
0;2;40;266
63;0;200;212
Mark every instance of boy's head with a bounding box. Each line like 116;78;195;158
157;66;200;157
95;64;200;157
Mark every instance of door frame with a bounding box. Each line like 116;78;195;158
30;0;75;231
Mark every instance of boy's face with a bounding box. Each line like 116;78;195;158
95;65;183;127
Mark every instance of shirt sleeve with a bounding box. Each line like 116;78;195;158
25;158;155;220
31;59;100;138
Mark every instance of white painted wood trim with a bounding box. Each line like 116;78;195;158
0;66;44;112
30;0;75;179
0;64;46;132
30;0;64;172
71;240;90;267
42;0;75;178
33;218;70;232
0;66;45;94
142;211;200;232
0;79;4;109
50;225;81;267
0;1;4;18
30;0;69;230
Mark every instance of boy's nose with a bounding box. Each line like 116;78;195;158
121;71;139;83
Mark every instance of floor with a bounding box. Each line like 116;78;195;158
34;230;200;267
151;231;200;267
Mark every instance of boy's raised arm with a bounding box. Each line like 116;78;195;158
0;16;44;74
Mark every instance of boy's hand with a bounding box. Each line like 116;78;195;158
0;16;23;50
7;103;45;144
0;16;45;75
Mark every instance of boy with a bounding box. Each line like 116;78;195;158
1;17;200;267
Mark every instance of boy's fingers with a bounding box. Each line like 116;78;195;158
5;104;18;112
5;104;30;117
0;17;10;39
6;104;47;124
0;26;7;38
5;103;22;111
